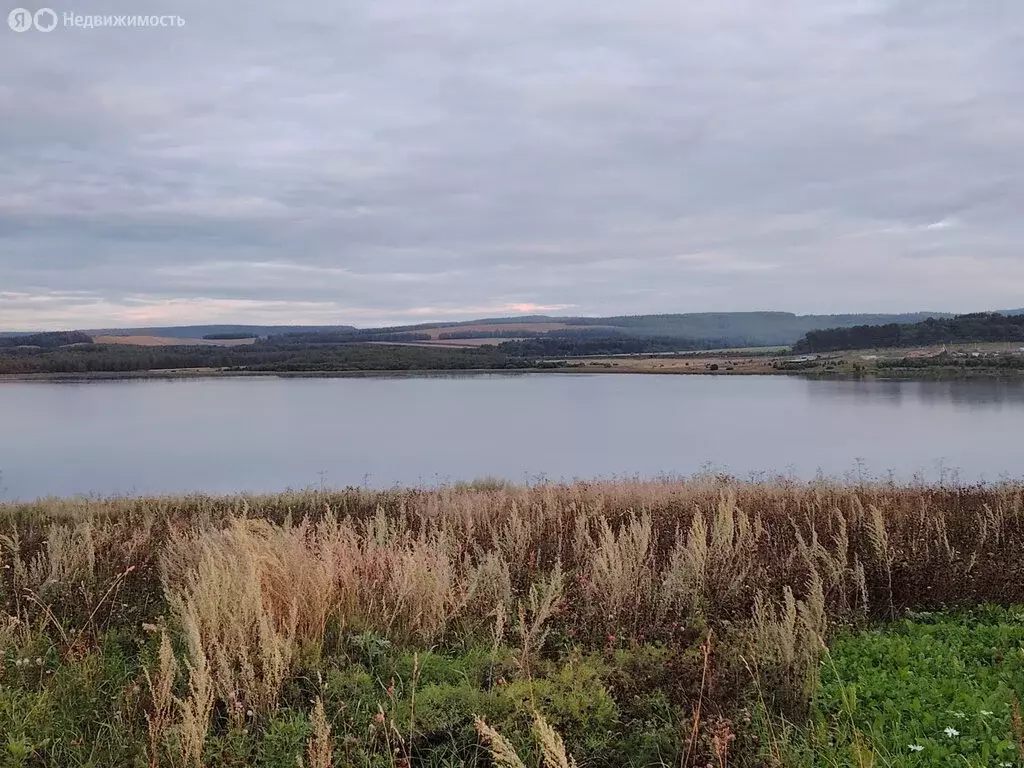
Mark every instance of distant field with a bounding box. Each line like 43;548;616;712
368;338;519;349
410;321;598;339
91;334;259;347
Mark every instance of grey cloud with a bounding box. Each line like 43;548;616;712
2;0;1024;329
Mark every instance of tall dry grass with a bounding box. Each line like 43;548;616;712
6;477;1024;646
3;477;1024;762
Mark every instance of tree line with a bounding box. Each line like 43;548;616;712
0;331;92;349
266;330;432;344
0;341;531;375
793;313;1024;353
495;334;711;357
201;332;259;340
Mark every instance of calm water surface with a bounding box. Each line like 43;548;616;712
2;374;1023;499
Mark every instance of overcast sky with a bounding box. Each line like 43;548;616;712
2;0;1023;330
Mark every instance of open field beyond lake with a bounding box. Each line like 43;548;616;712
2;479;1024;767
91;336;260;348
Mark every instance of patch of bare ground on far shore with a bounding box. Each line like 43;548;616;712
572;354;782;373
91;335;258;347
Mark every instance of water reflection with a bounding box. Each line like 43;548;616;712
805;378;1024;408
1;374;1022;499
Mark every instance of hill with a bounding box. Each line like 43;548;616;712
6;310;1024;351
561;311;956;345
84;324;356;340
350;311;958;347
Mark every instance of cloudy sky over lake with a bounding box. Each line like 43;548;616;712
2;0;1023;330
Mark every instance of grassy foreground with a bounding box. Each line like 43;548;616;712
1;479;1024;766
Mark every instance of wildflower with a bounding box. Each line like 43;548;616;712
952;711;966;719
908;744;924;752
375;711;386;724
981;710;994;716
998;762;1012;767
944;727;960;738
35;657;43;666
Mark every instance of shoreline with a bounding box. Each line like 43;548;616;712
1;364;1023;383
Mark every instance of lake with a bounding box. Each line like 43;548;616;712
2;374;1023;499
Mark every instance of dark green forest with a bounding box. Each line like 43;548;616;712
0;330;92;349
793;313;1024;353
85;324;356;340
496;333;709;356
0;340;531;375
200;332;260;340
267;330;432;344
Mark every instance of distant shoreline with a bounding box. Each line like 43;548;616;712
0;366;783;383
2;364;1022;383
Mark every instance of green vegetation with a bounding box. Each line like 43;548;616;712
566;312;956;347
0;331;91;349
1;479;1023;766
266;331;433;344
0;340;533;375
789;607;1024;766
877;354;1024;374
381;311;963;347
9;311;1024;378
496;333;710;356
794;312;1024;353
13;309;988;349
200;332;260;340
89;325;356;340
